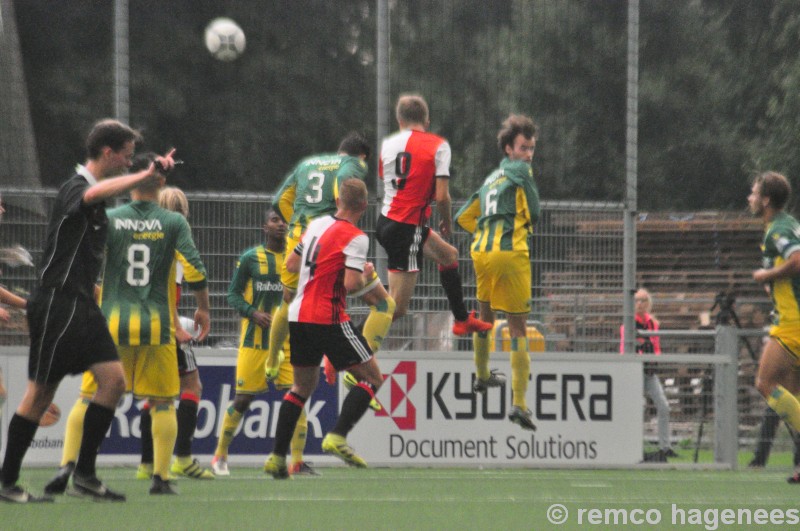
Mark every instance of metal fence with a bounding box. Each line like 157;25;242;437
2;188;795;460
0;188;626;351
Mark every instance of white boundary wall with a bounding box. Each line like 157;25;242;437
1;347;647;468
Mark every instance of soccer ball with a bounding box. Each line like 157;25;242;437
204;17;246;61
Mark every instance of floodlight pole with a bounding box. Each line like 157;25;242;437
375;0;390;282
622;0;639;354
113;0;129;124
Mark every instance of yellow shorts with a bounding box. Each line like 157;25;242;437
280;233;302;290
237;338;293;393
118;344;180;399
770;323;800;364
472;250;531;314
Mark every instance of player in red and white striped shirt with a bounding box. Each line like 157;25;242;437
377;94;491;336
264;178;384;475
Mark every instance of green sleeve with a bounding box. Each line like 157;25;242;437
273;171;297;223
455;191;481;233
227;249;254;318
509;161;540;224
174;216;208;290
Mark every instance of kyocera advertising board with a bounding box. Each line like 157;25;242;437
349;355;643;466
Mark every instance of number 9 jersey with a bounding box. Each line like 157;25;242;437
100;200;207;346
380;129;451;226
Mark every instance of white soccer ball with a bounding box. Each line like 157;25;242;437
204;17;246;61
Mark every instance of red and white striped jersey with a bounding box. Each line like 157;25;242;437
288;215;368;324
380;129;451;225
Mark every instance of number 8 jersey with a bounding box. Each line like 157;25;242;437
101;200;207;346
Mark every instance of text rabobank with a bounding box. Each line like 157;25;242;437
103;365;338;455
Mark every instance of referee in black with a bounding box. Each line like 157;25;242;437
0;119;176;503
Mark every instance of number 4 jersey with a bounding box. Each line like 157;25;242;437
101;200;207;346
288;214;368;325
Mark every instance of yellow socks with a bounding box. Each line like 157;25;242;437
267;302;290;369
61;397;90;465
290;408;308;466
215;406;244;459
151;403;177;480
362;296;396;353
510;338;531;410
767;385;800;432
473;331;491;381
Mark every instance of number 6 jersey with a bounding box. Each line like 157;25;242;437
101;200;207;346
455;158;540;253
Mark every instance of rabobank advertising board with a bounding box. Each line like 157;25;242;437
350;353;644;466
0;349;642;467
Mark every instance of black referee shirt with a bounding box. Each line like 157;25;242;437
36;171;108;300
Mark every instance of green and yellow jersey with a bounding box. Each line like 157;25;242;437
762;211;800;326
227;245;284;349
101;200;207;346
455;158;540;252
273;153;367;241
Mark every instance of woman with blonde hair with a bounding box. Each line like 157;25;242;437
620;288;675;460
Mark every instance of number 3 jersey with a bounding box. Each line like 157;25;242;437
288;215;368;325
101;200;207;346
455;158;540;253
273;153;367;242
380;129;451;226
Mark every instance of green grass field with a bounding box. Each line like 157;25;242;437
2;457;799;531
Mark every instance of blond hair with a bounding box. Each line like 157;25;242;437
396;94;429;126
338;178;368;211
158;186;189;218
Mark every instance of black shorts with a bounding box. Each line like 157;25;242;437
177;343;198;375
27;288;118;385
289;321;373;371
375;215;431;273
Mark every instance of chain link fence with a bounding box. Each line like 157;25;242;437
1;188;788;460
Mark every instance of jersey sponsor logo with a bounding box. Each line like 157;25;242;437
484;172;507;188
255;280;283;292
114;218;164;231
303;158;341;170
133;232;165;241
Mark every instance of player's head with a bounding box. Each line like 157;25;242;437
158;186;190;218
497;114;538;163
86;119;141;176
262;205;287;249
396;94;429;129
338;177;368;213
750;171;790;216
634;288;652;315
130;152;165;194
338;132;371;161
